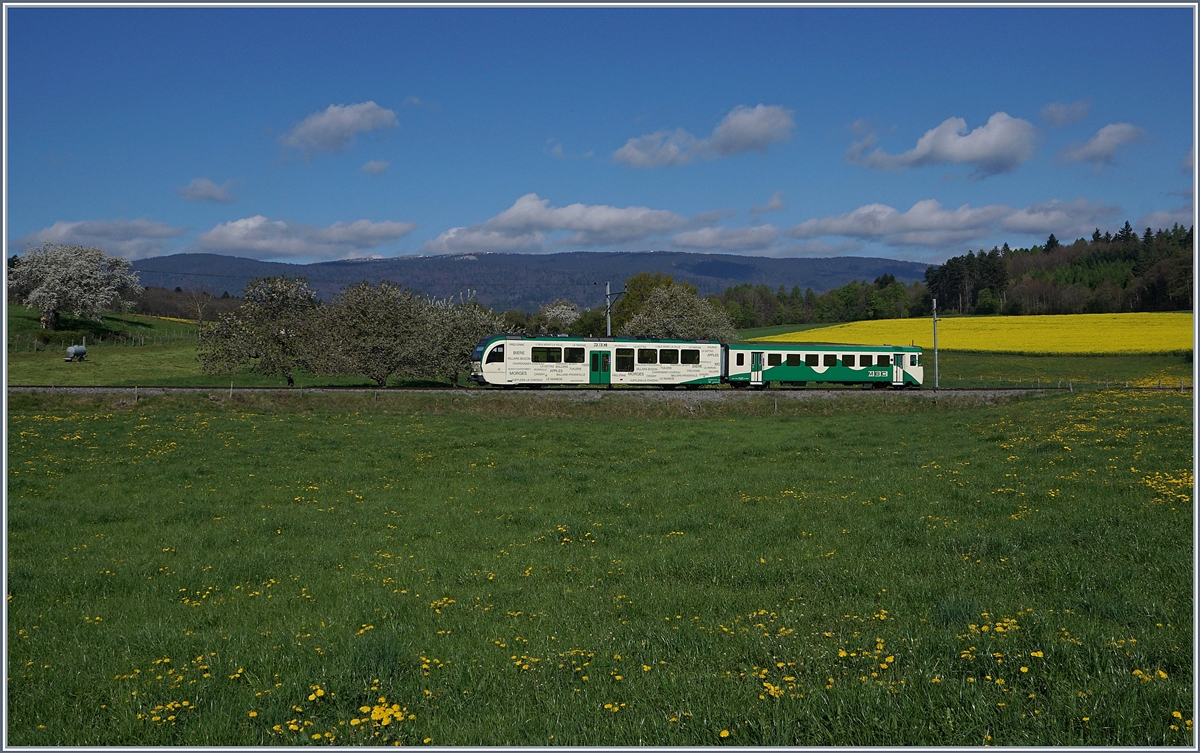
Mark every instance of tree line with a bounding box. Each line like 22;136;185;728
711;274;923;329
703;220;1193;327
925;221;1193;316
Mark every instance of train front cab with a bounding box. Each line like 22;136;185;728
470;335;508;386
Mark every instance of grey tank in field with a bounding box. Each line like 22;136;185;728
65;345;87;362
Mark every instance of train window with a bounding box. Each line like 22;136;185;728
638;348;658;364
532;347;563;363
681;349;700;364
564;348;584;363
615;348;635;372
843;355;856;366
736;352;745;366
805;354;819;367
659;349;679;364
877;355;890;365
786;354;801;367
485;345;505;363
910;354;918;366
824;354;836;367
767;353;782;367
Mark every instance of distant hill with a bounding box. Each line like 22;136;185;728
131;251;930;312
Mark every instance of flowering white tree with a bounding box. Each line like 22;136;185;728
620;283;737;342
530;298;581;334
313;282;505;387
314;281;437;387
199;276;320;387
8;243;143;330
424;298;507;385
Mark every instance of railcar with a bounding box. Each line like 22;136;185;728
726;342;923;388
471;335;724;387
470;335;923;389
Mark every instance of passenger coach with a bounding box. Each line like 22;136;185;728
471;335;722;387
727;342;923;388
470;335;923;388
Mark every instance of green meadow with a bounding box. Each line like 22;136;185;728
6;388;1192;746
6;335;1192;391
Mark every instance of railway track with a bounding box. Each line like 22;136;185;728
7;383;1190;398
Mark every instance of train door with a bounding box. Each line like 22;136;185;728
892;353;906;386
589;350;611;385
750;352;764;386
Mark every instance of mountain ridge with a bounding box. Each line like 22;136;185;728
131;251;931;312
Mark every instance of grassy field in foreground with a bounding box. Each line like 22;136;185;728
754;312;1194;355
7;389;1192;746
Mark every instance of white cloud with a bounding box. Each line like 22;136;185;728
1040;100;1091;127
196;215;416;260
787;197;1134;249
846;112;1037;177
420;226;545;255
1137;202;1195;231
1059;123;1146;166
361;160;390;176
613;104;794;168
788;199;1011;247
486;193;685;246
280;101;398;156
422;193;686;254
670;225;779;251
1182;147;1193;174
1000;198;1121;237
546;139;594;160
613;128;701;167
177;177;236;204
750;190;786;216
708;104;796;156
1137;207;1194;231
11;218;188;259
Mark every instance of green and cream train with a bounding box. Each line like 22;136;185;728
470;335;924;389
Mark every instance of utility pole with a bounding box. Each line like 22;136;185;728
606;282;612;337
600;281;625;338
933;297;939;389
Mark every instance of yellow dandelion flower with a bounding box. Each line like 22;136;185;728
719;730;730;738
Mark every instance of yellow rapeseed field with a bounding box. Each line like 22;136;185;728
753;312;1194;354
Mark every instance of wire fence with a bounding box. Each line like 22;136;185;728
8;328;201;351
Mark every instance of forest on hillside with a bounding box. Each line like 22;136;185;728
712;221;1193;328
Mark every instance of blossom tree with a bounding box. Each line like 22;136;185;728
314;282;506;387
620;283;737;342
7;243;143;330
198;276;320;387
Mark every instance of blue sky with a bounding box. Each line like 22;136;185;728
5;6;1195;265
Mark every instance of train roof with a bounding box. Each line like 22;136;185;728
474;334;921;351
729;341;922;351
477;334;720;345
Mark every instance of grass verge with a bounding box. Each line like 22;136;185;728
6;389;1192;745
